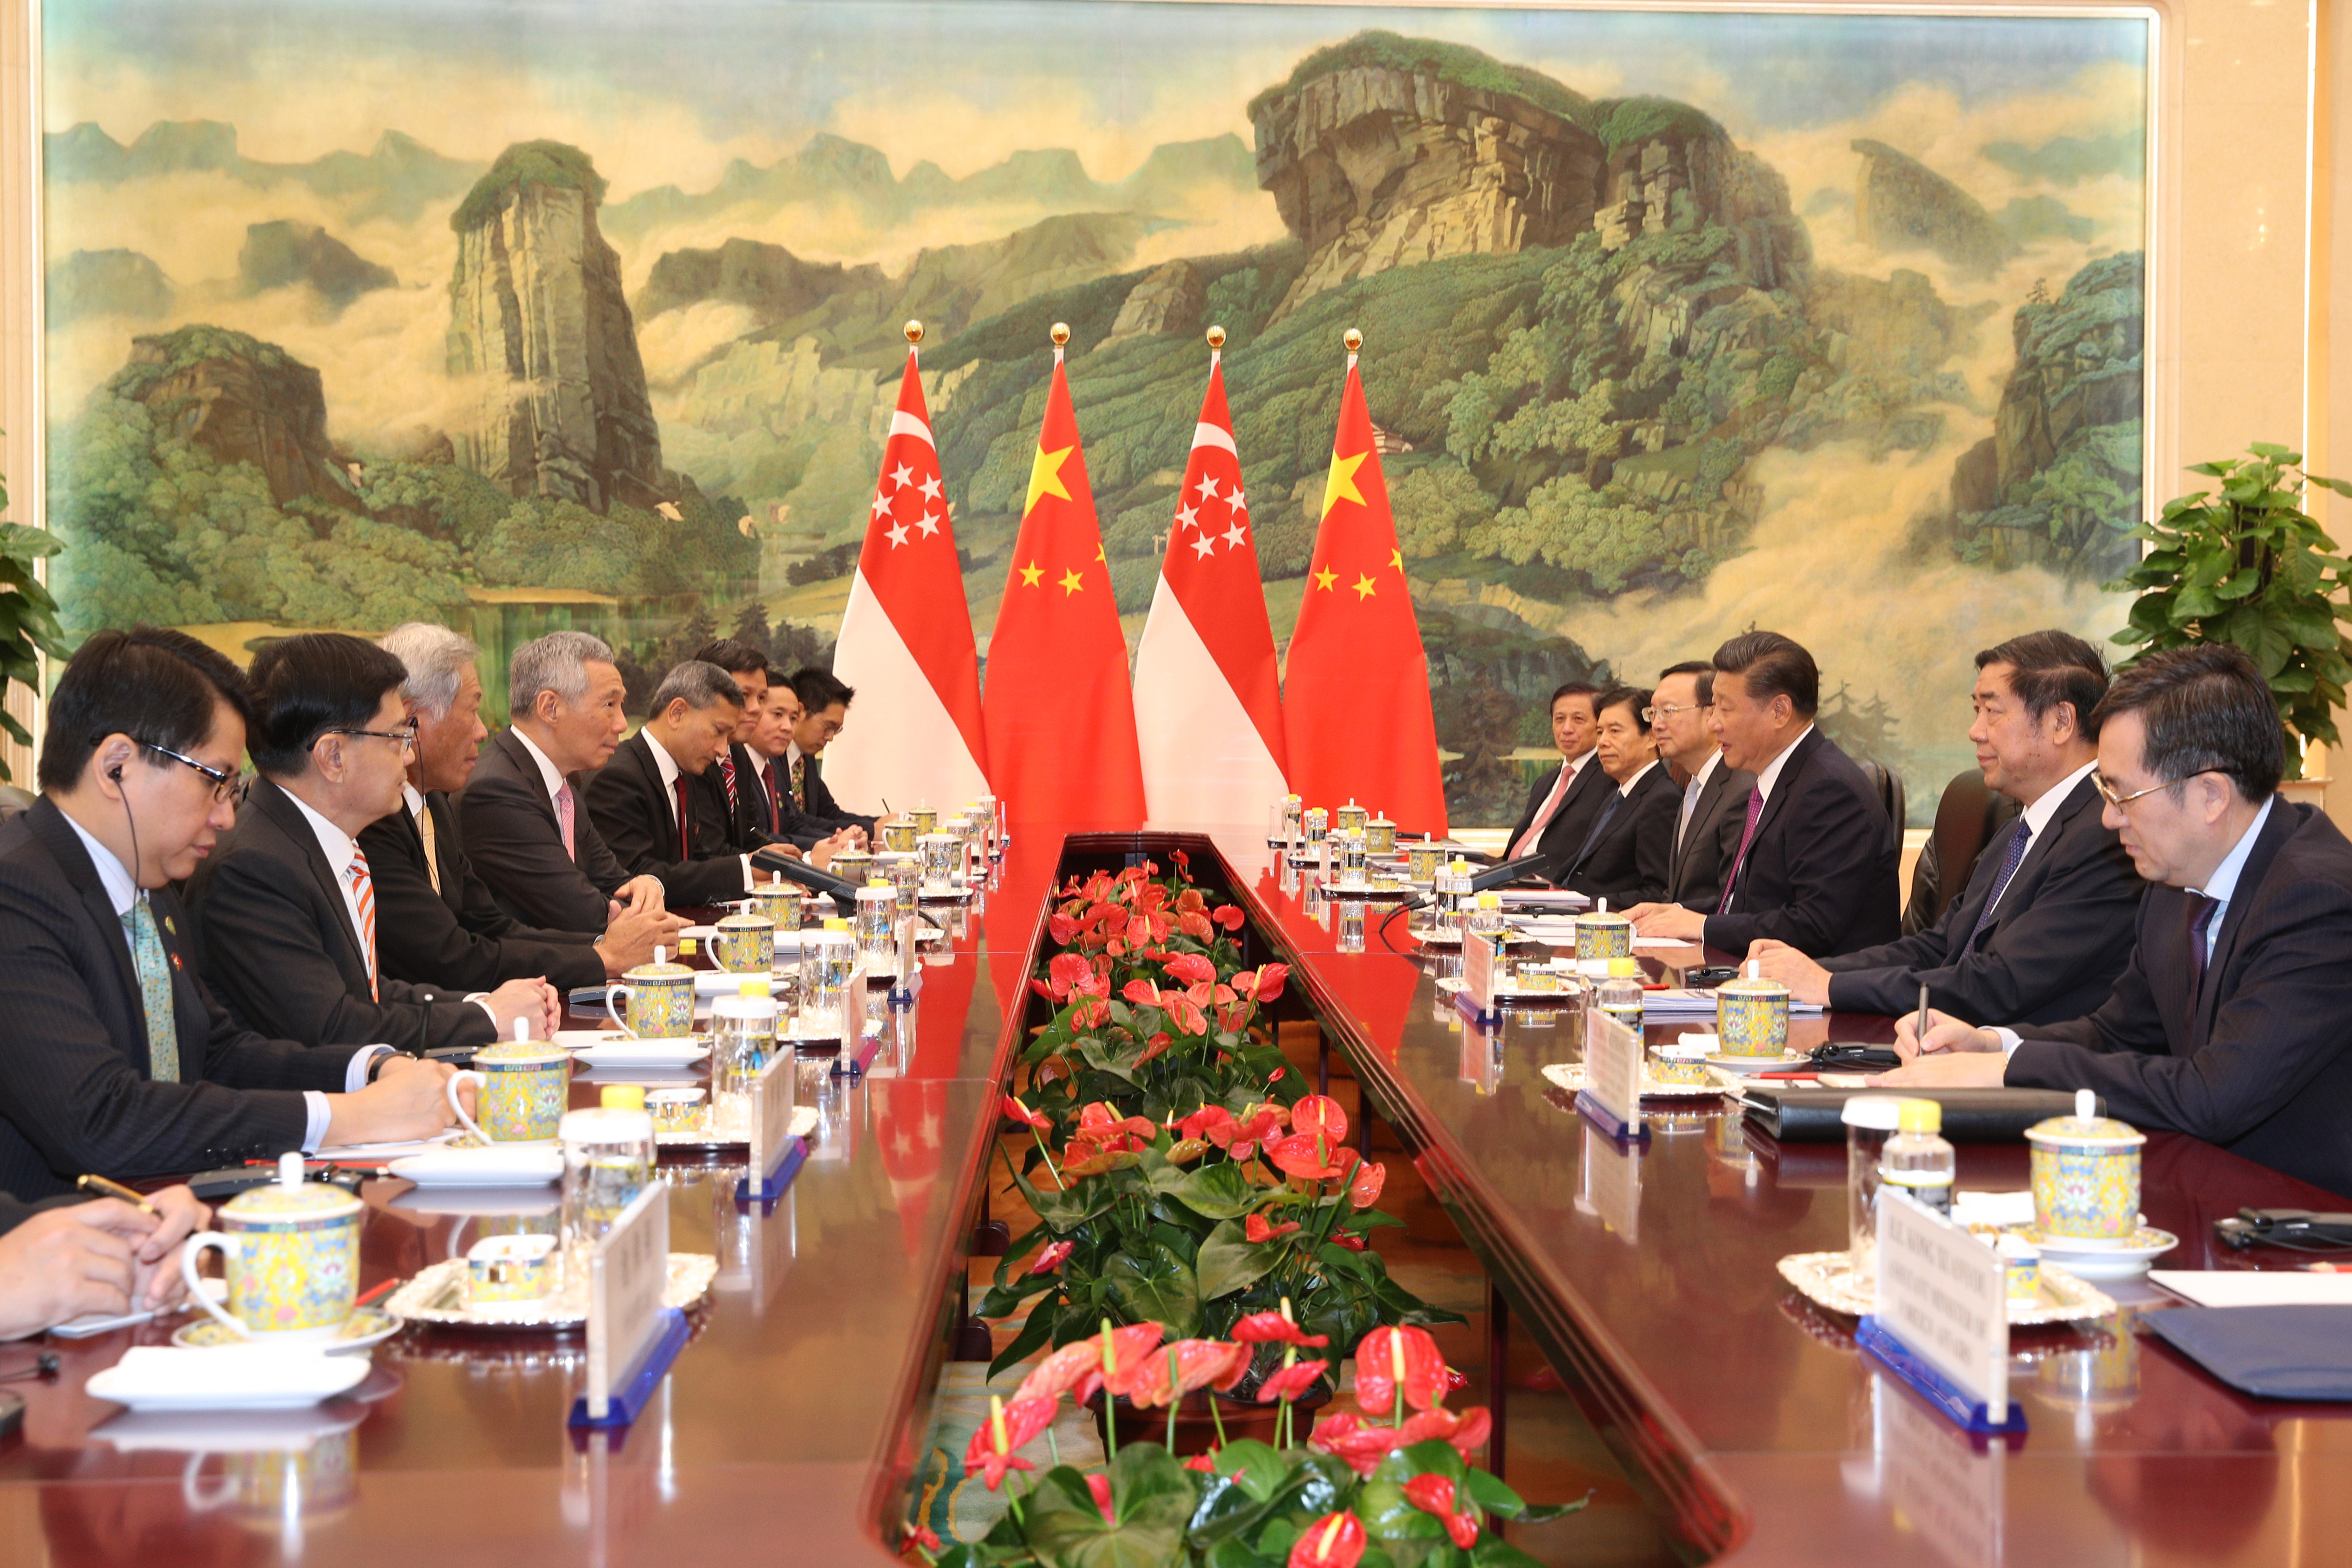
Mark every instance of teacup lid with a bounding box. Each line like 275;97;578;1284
226;1151;363;1221
856;885;893;904
1716;959;1788;998
2027;1088;2144;1146
627;944;693;980
477;1018;562;1063
718;911;772;929
1840;1095;1904;1130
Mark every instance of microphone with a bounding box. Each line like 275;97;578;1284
749;847;860;915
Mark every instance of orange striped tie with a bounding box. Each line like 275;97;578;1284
347;847;379;1002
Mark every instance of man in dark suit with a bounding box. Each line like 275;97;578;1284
688;638;775;853
1749;631;2141;1025
586;660;763;907
1498;682;1609;873
459;631;673;933
745;681;853;858
1555;686;1679;906
0;628;462;1199
782;667;884;842
185;635;557;1053
1627;632;1899;955
1888;644;2352;1199
1649;661;1753;911
363;624;679;995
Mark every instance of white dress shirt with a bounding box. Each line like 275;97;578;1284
1511;748;1594;859
1617;758;1661;797
61;811;383;1151
511;726;571;806
1981;759;2099;922
1748;724;1814;807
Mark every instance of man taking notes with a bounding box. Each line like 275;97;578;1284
1625;632;1899;956
1650;660;1753;912
1747;631;2140;1024
1882;645;2352;1197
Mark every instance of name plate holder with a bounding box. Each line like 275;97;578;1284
1858;1190;2026;1435
835;961;884;1077
888;918;922;1010
737;1051;807;1206
1453;931;1505;1025
1574;1007;1648;1144
569;1183;689;1430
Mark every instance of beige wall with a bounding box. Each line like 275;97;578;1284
0;0;2346;791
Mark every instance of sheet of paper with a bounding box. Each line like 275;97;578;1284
1633;935;1697;948
314;1130;462;1160
1951;1190;2036;1229
2147;1270;2352;1307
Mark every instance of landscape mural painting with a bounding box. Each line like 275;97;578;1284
38;0;2150;825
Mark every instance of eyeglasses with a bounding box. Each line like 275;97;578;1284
2092;768;2218;809
141;742;252;806
324;722;419;752
1642;703;1708;723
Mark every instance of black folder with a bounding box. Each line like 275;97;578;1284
1736;1086;2101;1143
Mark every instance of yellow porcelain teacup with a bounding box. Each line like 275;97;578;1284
181;1153;361;1340
712;911;776;974
450;1029;572;1142
1713;965;1790;1058
605;948;697;1040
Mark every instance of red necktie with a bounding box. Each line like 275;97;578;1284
762;761;781;836
1717;788;1765;914
674;775;694;862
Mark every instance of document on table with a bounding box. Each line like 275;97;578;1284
315;1130;463;1161
1641;988;1826;1016
2148;1270;2352;1307
1501;890;1590;910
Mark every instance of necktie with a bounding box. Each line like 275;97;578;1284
346;848;379;1002
1567;790;1624;876
674;774;694;862
1511;761;1576;860
1964;818;2033;947
762;761;781;836
414;801;443;896
718;751;739;813
2184;892;2219;1022
1716;788;1766;915
790;755;807;810
1675;771;1704;856
554;782;577;860
122;896;179;1082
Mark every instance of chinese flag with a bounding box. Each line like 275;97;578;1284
1282;349;1448;835
823;343;991;812
1132;346;1288;822
982;345;1146;827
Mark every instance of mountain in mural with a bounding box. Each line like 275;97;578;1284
46;122;485;225
46;249;174;325
238;221;397;309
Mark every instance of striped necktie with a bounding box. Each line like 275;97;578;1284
718;750;739;812
122;895;180;1082
346;848;379;1001
414;799;443;896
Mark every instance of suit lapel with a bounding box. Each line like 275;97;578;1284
1675;760;1730;882
424;794;465;914
497;728;567;834
2193;802;2297;1049
255;781;371;966
1965;775;2097;945
28;799;145;1039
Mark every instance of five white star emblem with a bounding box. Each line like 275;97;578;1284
1176;502;1199;532
870;493;890;520
1223;521;1248;548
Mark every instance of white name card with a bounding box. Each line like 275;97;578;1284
1581;1006;1644;1137
744;1050;797;1199
1576;1121;1641;1239
585;1182;669;1422
1461;930;1499;1013
1875;1189;2009;1418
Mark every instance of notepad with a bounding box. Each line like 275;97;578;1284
2148;1270;2352;1307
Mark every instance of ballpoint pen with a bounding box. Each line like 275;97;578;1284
76;1173;159;1216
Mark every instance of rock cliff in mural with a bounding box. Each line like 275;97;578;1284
114;325;359;510
445;141;666;514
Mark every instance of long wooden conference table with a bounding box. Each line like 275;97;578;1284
0;824;2345;1566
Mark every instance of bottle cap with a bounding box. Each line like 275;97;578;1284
1477;891;1501;908
824;917;850;931
600;1084;646;1111
1606;956;1641;977
739;978;772;998
1897;1098;1942;1134
679;937;699;956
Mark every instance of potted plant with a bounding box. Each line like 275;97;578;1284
0;442;69;781
2109;444;2352;780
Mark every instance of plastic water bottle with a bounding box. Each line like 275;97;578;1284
1879;1097;1957;1219
1595;962;1644;1037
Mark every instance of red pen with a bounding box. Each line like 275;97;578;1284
353;1277;399;1309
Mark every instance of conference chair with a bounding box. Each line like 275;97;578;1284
1901;769;2022;934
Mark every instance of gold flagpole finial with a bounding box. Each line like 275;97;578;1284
1050;321;1072;348
904;320;924;345
1205;325;1227;351
1343;328;1364;354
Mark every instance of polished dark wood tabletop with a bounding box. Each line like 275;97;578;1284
1;824;2346;1567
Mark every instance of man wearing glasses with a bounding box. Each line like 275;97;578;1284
187;634;558;1054
1647;660;1752;912
0;628;467;1199
1883;644;2352;1199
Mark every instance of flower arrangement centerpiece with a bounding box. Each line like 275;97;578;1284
911;1320;1581;1568
982;854;1460;1416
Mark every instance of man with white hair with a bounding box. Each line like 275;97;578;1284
363;624;682;993
458;631;672;932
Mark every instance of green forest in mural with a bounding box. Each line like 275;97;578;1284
40;5;2149;822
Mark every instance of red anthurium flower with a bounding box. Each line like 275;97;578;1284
1163;993;1210;1036
1179;910;1214;940
906;1522;943;1558
1234;962;1288;1002
1078;1102;1159;1142
1268;1133;1347;1181
1244;1212;1302;1244
1176;1106;1234;1140
1291;1095;1347;1141
1355;1325;1448;1417
963;1395;1055;1490
1210;1105;1285;1162
1015;1323;1165;1406
1231;1310;1330;1347
1347;1160;1388;1209
1112;1338;1250;1409
1182;1453;1218;1473
1309;1410;1402;1475
1443;1365;1471;1396
1287;1511;1368;1568
1164;953;1215;986
1402;1475;1479;1549
1213;904;1246;932
1330;1231;1366;1251
1399;1404;1493;1461
1176;887;1205;912
1086;1473;1117;1525
1073;998;1110;1029
1121;978;1163;1007
1047;953;1095;1000
1134;1032;1174;1068
1171;849;1189;869
1256;1358;1330;1403
1184;978;1215;1008
1267;1066;1286;1084
1001;1095;1052;1130
1026;1240;1075;1276
1328;1145;1361;1182
1048;912;1078;945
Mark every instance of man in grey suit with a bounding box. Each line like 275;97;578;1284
0;628;461;1199
1748;630;2141;1025
459;632;671;933
1649;660;1752;911
186;635;557;1053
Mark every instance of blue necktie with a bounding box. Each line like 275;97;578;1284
1964;819;2033;948
1567;791;1624;876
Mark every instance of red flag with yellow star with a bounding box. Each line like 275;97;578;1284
982;342;1146;827
1282;348;1448;834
